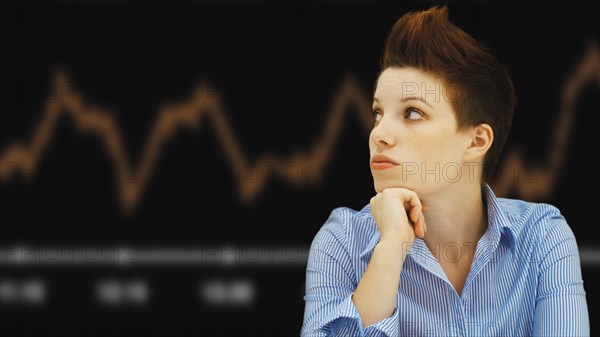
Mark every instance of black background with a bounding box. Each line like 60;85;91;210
0;0;598;336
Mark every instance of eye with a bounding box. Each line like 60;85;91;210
405;108;424;121
372;109;382;123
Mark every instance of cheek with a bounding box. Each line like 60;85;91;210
403;134;429;153
407;132;453;161
428;135;464;162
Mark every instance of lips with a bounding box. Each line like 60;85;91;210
371;154;399;165
371;154;399;170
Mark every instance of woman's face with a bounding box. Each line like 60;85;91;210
369;67;473;196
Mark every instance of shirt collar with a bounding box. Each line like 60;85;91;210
359;183;517;260
482;182;517;252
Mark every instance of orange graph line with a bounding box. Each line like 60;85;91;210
0;72;374;215
0;43;597;214
489;42;600;199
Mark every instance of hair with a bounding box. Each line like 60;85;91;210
376;5;516;183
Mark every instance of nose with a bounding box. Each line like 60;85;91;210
370;118;395;147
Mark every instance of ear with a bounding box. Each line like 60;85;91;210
464;123;493;162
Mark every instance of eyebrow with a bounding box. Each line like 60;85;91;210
373;97;434;109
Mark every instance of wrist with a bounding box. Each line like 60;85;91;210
377;236;412;253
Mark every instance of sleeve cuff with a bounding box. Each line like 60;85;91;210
325;291;399;337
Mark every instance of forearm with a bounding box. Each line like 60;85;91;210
351;238;408;327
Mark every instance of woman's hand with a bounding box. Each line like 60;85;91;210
370;188;427;244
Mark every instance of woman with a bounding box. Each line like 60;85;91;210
301;6;589;337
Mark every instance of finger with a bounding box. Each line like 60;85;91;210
419;212;427;238
370;196;377;208
404;202;419;224
402;190;422;215
413;212;421;238
411;213;422;237
397;190;422;224
410;203;422;224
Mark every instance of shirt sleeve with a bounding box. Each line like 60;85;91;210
301;208;400;337
532;212;590;337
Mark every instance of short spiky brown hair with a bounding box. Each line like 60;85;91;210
376;5;516;183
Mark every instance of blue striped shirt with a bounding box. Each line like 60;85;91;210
301;183;589;336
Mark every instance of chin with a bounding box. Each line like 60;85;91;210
373;178;417;193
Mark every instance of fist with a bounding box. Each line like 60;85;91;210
370;188;427;244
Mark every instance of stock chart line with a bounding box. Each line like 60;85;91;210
489;42;600;199
0;72;373;214
0;43;597;214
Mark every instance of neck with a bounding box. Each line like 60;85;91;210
419;181;488;261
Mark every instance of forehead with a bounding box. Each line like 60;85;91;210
374;67;447;105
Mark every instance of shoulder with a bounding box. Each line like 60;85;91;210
310;204;377;254
496;196;575;252
498;196;561;222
